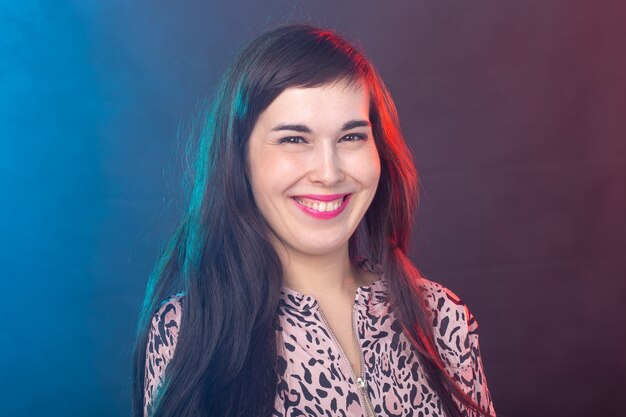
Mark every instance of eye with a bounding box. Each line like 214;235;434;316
340;133;367;142
278;136;307;144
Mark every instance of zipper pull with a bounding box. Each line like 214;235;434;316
356;377;366;390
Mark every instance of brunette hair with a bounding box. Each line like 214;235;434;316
132;23;493;417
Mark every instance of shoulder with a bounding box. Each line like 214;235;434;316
147;294;184;347
417;277;479;369
151;294;184;329
417;278;497;414
146;293;184;361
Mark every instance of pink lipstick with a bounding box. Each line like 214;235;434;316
291;194;351;220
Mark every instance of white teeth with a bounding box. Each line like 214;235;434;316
294;197;345;212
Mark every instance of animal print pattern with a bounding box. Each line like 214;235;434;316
143;294;182;417
143;260;495;416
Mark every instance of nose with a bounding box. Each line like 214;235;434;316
307;142;345;185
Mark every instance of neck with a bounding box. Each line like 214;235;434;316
277;243;361;301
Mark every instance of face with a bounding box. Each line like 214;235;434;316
246;79;381;259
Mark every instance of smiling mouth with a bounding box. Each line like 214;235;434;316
291;195;350;213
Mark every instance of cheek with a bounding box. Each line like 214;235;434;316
249;151;301;197
348;146;381;186
369;151;382;183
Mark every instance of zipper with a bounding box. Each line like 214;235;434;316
317;303;377;417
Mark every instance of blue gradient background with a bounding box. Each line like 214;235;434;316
2;1;625;416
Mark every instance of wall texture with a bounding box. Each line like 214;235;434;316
1;1;624;416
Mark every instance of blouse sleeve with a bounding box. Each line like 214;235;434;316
143;296;183;417
461;305;496;416
421;279;496;416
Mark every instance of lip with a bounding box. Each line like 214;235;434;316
291;193;350;202
291;194;351;220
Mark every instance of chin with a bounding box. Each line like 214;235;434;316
294;240;348;257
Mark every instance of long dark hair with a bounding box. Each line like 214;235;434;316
133;23;492;417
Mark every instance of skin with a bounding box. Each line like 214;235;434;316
246;78;381;374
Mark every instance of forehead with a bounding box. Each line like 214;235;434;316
256;80;370;128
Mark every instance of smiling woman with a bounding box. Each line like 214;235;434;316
133;24;497;417
247;80;380;261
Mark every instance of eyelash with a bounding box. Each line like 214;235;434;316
278;133;367;144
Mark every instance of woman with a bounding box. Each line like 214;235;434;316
133;24;496;417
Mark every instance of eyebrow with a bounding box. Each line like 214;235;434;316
270;119;371;133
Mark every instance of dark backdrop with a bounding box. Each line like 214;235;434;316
2;1;625;416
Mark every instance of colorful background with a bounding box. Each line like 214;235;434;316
2;1;625;416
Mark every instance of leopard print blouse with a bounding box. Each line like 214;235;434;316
143;260;496;416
